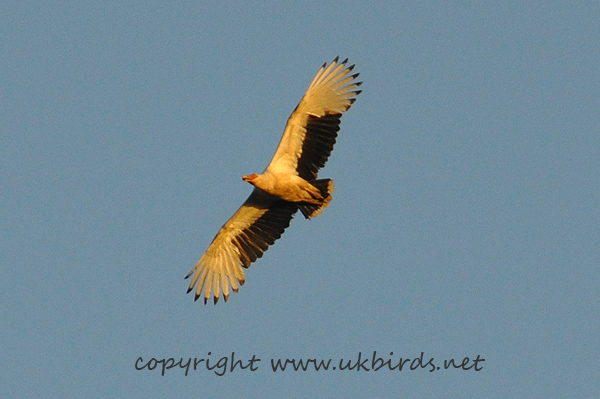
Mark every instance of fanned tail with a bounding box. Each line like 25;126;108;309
298;179;334;219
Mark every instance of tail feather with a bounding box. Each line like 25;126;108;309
298;179;334;219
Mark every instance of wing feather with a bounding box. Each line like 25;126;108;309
266;58;362;179
186;188;297;304
212;267;221;305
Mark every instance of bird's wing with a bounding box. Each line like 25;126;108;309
186;189;298;304
266;57;362;180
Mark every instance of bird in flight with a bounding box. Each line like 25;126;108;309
186;57;361;304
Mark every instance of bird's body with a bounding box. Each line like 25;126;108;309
186;57;361;304
243;172;329;206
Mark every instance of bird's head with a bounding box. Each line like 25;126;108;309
242;173;260;185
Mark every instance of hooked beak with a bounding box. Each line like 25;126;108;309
243;173;258;183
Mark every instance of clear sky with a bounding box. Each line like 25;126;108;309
1;1;599;397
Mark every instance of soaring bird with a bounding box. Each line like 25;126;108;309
186;57;361;304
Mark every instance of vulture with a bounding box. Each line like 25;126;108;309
186;57;362;304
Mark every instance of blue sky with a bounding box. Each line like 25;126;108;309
1;1;599;397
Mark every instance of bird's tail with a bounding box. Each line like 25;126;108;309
298;179;334;219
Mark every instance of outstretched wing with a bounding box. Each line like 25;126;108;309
266;57;362;180
186;189;298;304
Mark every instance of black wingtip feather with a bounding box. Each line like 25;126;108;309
341;57;349;64
333;55;339;63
